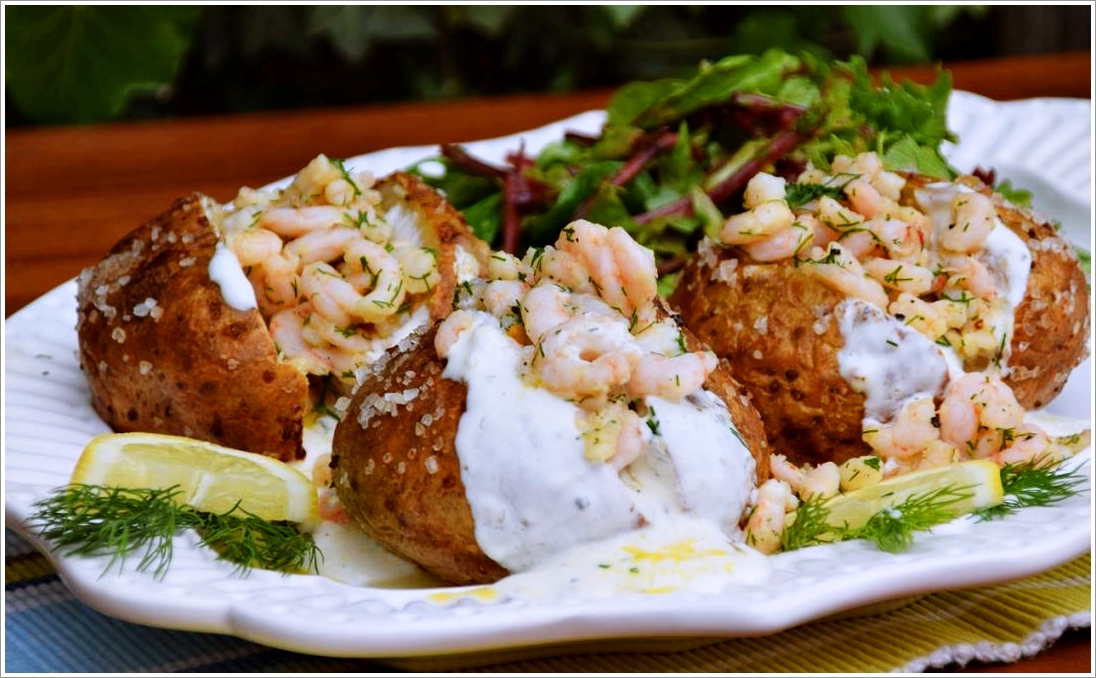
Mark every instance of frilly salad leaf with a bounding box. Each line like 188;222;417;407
412;48;958;271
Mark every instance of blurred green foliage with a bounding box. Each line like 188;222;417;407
5;4;993;126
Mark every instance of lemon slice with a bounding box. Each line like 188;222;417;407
823;459;1004;532
71;432;318;525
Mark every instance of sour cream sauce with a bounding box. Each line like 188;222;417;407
837;300;956;423
442;310;762;587
208;242;258;311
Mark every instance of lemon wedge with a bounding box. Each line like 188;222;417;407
822;459;1004;532
70;432;318;525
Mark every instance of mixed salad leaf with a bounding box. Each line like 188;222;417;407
411;48;956;273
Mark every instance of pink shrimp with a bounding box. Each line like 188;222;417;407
260;205;345;238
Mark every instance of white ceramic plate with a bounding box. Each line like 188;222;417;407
4;90;1092;664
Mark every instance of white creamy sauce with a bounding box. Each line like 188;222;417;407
310;521;440;587
441;310;761;584
493;514;771;600
208;242;258;311
444;311;640;572
837;299;954;422
914;182;1032;308
644;393;755;537
294;306;765;596
981;224;1032;310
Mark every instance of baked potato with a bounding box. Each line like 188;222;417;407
670;152;1090;470
77;159;488;462
331;220;770;585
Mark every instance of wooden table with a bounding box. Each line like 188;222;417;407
4;51;1092;673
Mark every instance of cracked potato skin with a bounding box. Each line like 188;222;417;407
330;323;772;586
669;175;1091;467
76;194;310;462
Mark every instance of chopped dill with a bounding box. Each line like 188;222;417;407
330;158;363;198
784;181;847;210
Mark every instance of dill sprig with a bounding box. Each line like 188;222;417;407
781;456;1088;554
782;483;975;553
28;484;320;580
973;460;1087;521
850;484;974;553
781;493;835;552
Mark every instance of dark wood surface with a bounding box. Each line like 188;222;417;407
4;50;1092;673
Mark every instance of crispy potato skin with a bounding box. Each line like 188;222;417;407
330;325;509;586
331;320;772;586
76;194;310;462
672;259;867;467
670;175;1091;467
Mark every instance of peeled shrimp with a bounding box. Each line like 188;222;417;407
939;191;996;253
816;196;866;232
299;262;357;327
741;222;812;262
866;216;924;259
482;279;529;321
521;284;573;344
844;178;884;219
943;254;998;300
341;238;407;322
283;227;362;267
536;316;642;400
770;454;840;500
863;397;941;459
269;306;339;375
864;258;936;296
720;201;796;245
626;351;717;401
745;479;796;555
938;372;1025;450
804;244;890;309
555;220;658;316
435;309;480;358
259;205;345;238
743;172;787;209
230;228;284;267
